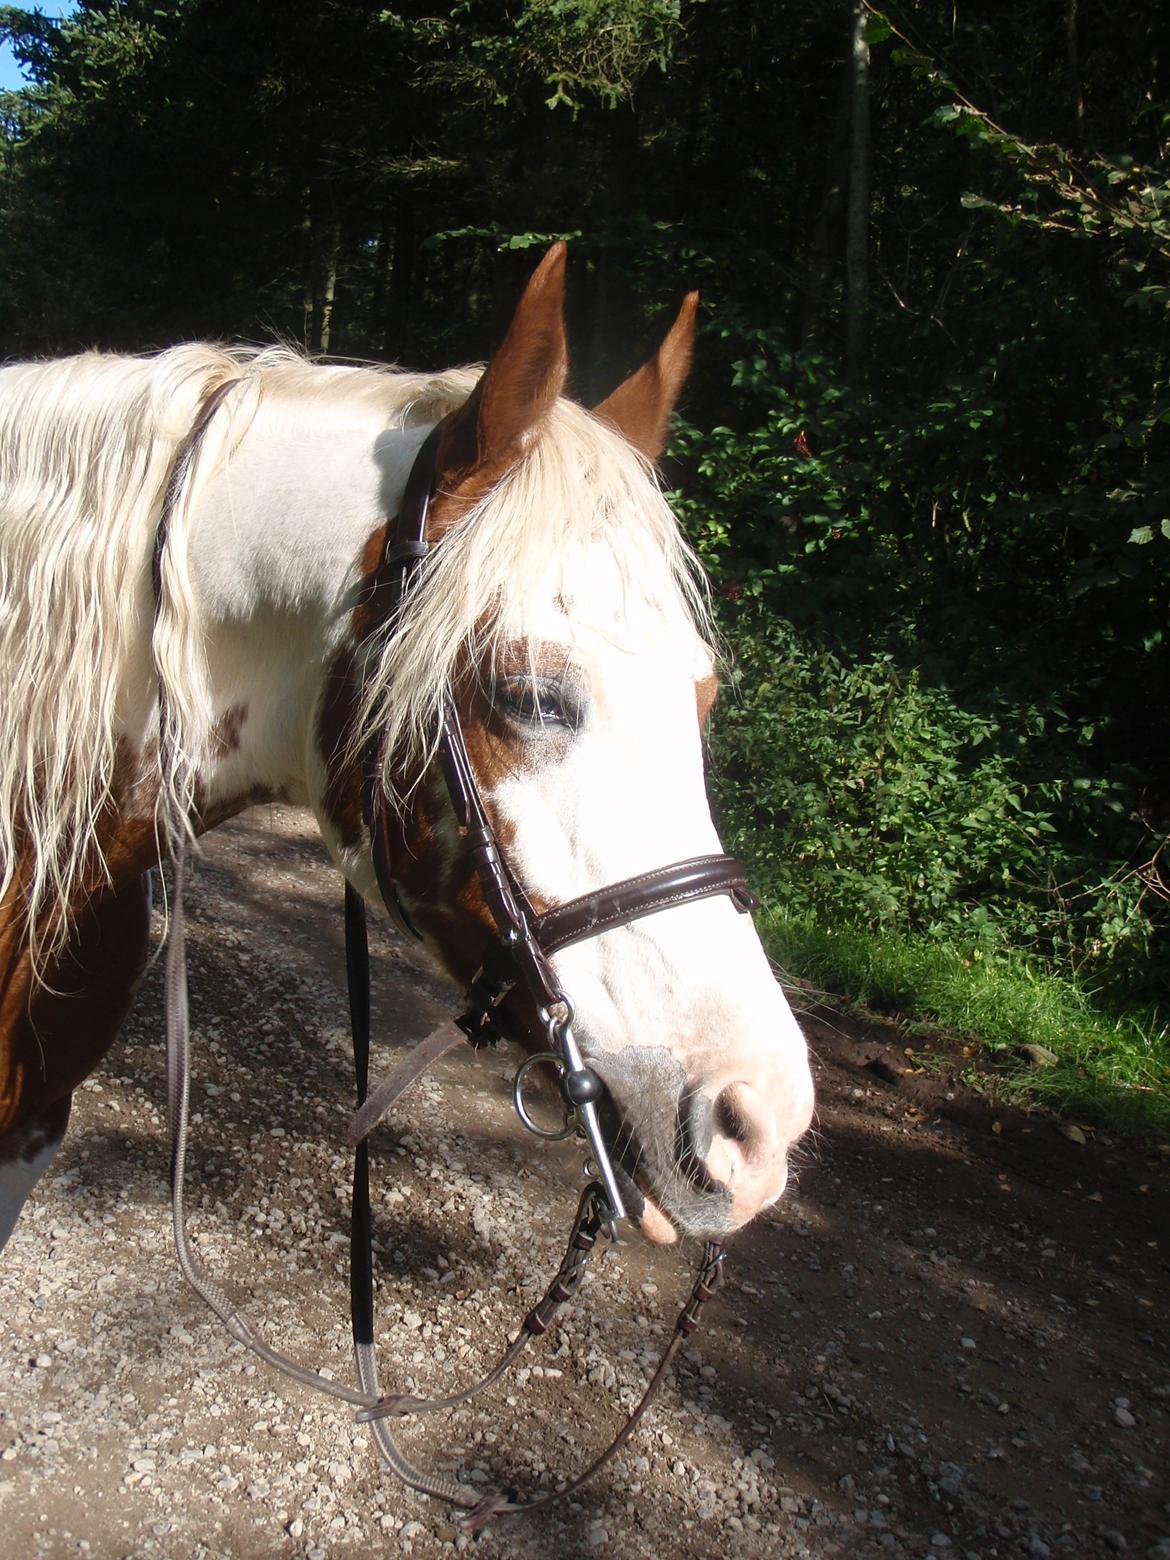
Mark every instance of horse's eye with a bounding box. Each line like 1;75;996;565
495;677;573;729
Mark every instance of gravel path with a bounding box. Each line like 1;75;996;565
2;805;1168;1559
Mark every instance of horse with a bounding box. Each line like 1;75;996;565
0;244;812;1298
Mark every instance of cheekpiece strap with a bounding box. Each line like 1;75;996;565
387;423;444;570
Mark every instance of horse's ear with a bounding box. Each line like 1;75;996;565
436;243;569;488
593;291;699;461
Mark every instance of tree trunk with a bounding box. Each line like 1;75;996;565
301;189;314;349
1066;0;1084;143
800;57;853;351
318;218;339;355
844;0;870;382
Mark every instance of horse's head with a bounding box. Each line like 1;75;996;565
320;246;813;1244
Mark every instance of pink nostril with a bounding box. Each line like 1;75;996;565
682;1067;812;1212
677;1052;813;1225
695;1085;780;1191
713;1084;753;1150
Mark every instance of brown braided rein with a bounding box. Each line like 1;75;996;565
354;1181;726;1532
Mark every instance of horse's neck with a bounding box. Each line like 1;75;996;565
189;399;424;820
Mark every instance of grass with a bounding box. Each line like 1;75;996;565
758;908;1170;1139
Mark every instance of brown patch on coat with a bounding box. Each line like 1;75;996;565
0;873;152;1136
696;671;719;729
351;522;393;644
379;727;519;993
0;732;278;1143
0;1091;70;1168
211;702;248;757
376;666;557;1063
0;740;159;1136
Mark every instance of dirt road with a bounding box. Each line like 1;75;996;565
2;806;1167;1559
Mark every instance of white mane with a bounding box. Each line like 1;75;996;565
0;342;710;961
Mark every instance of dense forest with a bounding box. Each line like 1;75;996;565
1;1;1167;1023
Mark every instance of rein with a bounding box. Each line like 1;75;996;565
154;395;751;1530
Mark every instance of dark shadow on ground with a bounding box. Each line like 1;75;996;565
58;806;1170;1558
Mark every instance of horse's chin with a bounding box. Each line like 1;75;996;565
604;1153;678;1245
634;1196;678;1245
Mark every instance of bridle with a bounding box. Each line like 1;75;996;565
157;394;761;1530
363;420;758;1219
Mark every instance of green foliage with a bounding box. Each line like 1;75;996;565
698;602;1163;986
513;0;681;111
761;912;1170;1137
707;613;1058;942
423;0;681;113
673;311;1168;997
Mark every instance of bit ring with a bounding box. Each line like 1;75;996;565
513;1052;575;1141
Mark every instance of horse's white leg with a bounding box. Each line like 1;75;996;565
0;1093;70;1252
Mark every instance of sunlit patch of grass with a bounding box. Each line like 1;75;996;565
760;909;1170;1138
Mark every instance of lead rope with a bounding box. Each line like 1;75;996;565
165;852;590;1512
163;852;721;1529
165;851;388;1413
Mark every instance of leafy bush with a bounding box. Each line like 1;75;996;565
701;600;1164;986
707;612;1043;937
701;608;1163;992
